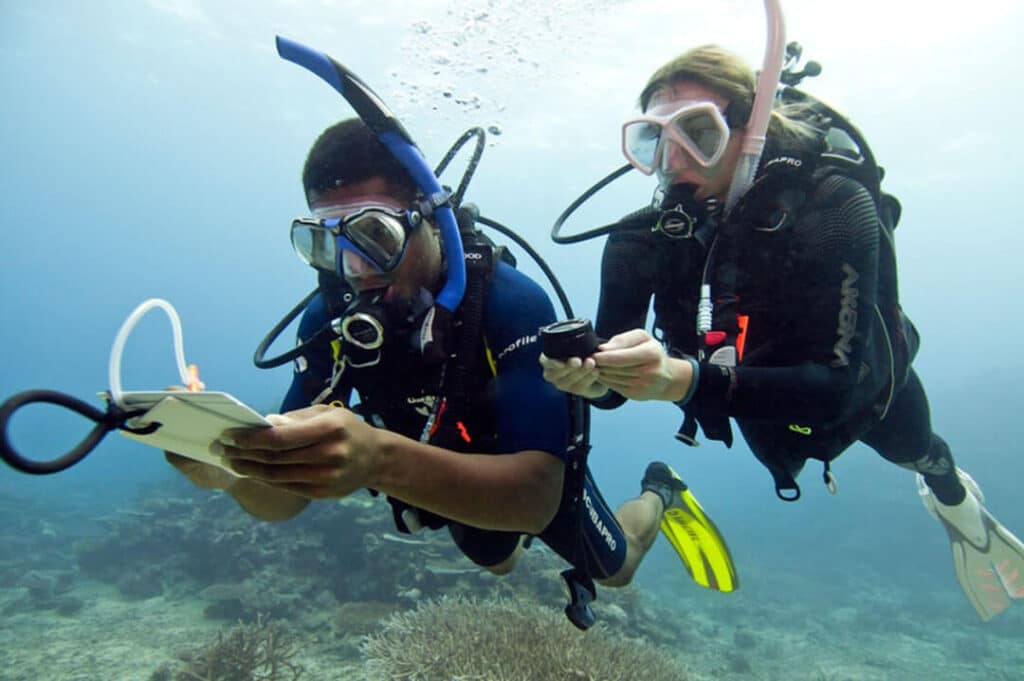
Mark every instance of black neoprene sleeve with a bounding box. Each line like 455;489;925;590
588;229;662;410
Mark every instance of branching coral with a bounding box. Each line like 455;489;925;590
361;595;689;681
174;614;304;681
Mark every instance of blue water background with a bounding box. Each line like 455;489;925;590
2;0;1023;632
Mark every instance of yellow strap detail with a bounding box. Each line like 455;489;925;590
484;338;497;376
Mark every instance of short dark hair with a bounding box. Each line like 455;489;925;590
302;118;417;206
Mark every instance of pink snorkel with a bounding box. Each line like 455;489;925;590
696;0;787;343
724;0;787;214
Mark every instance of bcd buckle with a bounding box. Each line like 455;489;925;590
560;567;597;630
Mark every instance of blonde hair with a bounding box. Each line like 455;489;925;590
639;44;821;152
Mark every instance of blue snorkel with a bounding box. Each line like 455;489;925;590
275;35;466;313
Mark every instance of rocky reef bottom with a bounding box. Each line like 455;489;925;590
2;479;1022;680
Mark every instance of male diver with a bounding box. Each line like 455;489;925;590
165;37;737;628
169;117;688;625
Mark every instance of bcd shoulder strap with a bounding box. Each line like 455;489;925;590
385;234;500;534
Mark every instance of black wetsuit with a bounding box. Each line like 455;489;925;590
595;156;963;503
284;262;628;577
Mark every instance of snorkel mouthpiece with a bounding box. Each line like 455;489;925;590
275;35;466;312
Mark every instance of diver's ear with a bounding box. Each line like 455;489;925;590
428;222;444;249
413;221;444;273
724;97;752;129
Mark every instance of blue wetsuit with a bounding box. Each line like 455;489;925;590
284;261;627;577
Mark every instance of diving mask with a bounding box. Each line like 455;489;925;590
291;202;424;275
622;101;731;174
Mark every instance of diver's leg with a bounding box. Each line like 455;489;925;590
483;535;527;575
549;470;636;587
595;462;728;588
633;462;738;592
597;483;662;587
861;369;962;503
863;369;1024;620
542;465;735;592
447;524;525;576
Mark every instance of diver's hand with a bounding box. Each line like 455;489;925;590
216;404;381;500
165;452;237;490
163;382;237;490
593;329;692;402
539;353;611;400
163;415;293;490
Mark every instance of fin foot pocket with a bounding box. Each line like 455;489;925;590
918;469;1024;620
647;462;739;592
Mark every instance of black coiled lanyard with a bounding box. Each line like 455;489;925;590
0;390;156;474
0;298;201;475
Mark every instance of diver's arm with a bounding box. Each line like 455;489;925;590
591;328;695;402
216;404;563;532
371;434;564;533
221;264;570;532
690;175;883;425
225;477;310;521
378;266;569;531
164;292;332;521
164;451;310;521
595;229;658;339
589;229;659;408
203;292;332;522
216;403;566;532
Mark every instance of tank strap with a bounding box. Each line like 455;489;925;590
385;236;500;534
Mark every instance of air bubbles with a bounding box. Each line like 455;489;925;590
394;0;611;134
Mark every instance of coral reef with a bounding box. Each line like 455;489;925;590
69;478;656;635
7;477;1024;680
1;568;84;617
166;614;304;681
334;600;403;637
0;491;89;617
361;595;690;681
71;485;408;617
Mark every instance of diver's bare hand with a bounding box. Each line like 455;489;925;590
216;404;382;500
162;383;237;490
539;353;610;400
593;329;692;402
164;452;237;490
